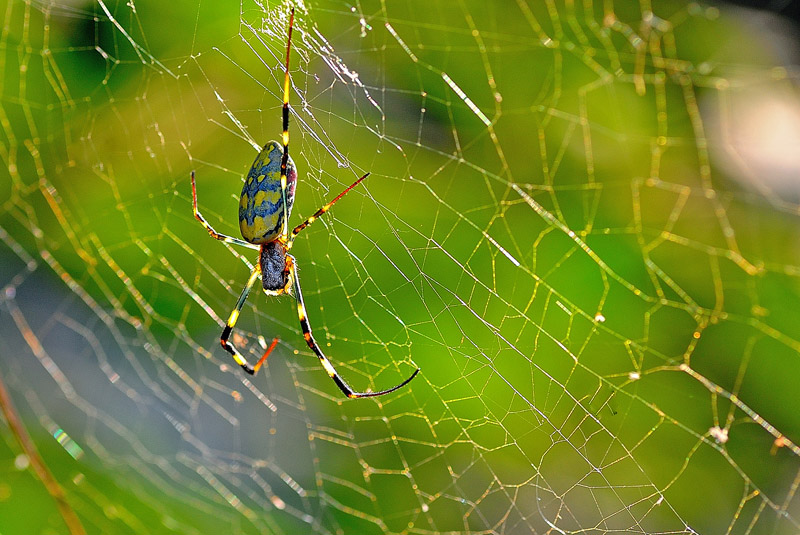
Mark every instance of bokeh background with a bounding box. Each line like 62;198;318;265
2;0;800;533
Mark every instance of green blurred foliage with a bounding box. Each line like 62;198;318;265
2;1;800;534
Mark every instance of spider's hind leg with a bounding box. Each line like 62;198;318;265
220;266;278;374
287;254;419;398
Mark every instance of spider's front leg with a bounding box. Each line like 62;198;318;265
220;265;279;375
191;171;259;250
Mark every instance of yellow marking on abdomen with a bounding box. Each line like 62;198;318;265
253;189;281;207
240;189;284;243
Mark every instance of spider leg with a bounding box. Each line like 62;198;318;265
191;171;260;250
279;8;295;243
288;173;370;247
287;254;419;398
221;265;280;375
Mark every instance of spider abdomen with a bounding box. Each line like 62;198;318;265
239;141;297;244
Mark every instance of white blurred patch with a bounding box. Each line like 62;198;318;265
717;90;800;197
703;6;800;202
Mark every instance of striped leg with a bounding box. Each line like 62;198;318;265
221;266;280;375
191;171;259;250
288;173;370;247
279;8;295;242
287;255;419;398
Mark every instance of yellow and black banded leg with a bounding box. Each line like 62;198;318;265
221;266;280;375
279;8;295;243
191;171;259;250
287;255;419;398
288;173;370;246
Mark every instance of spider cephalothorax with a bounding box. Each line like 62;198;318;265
259;240;289;293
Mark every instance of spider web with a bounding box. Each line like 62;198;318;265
2;0;800;533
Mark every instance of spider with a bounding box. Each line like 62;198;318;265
190;8;419;399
